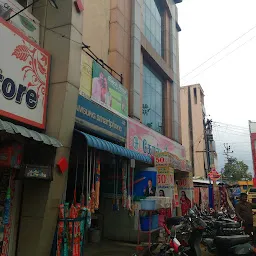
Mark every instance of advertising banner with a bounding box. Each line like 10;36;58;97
92;61;128;117
157;167;174;198
76;96;127;142
133;168;157;199
127;118;186;169
0;18;50;129
79;52;92;98
178;176;193;216
0;0;40;43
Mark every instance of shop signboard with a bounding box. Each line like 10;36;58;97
0;0;40;43
91;61;128;117
76;95;127;142
127;118;186;170
23;165;52;180
0;18;50;129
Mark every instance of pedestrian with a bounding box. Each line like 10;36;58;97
235;193;253;238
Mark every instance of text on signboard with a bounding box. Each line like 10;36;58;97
0;71;37;109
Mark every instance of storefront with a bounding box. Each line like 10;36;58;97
0;18;62;255
51;54;155;255
127;118;194;217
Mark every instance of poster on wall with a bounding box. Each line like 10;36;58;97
157;167;174;198
0;18;50;129
92;61;128;117
133;168;157;200
178;178;193;216
80;52;92;98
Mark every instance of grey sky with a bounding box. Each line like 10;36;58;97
178;0;256;173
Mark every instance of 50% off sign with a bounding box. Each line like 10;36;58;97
157;168;173;186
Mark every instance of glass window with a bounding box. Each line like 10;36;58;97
143;0;162;56
143;63;163;134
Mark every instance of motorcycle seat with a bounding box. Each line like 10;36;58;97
166;217;184;227
215;235;250;247
215;221;240;228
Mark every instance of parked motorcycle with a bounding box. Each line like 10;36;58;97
155;209;207;256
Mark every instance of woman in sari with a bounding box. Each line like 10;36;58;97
180;191;191;216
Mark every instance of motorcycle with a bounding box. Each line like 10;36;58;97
156;209;207;256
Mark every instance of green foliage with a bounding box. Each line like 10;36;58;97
223;157;252;183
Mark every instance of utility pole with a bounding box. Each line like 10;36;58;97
223;143;233;163
204;118;213;177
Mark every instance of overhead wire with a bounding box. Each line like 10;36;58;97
181;23;256;81
181;34;256;85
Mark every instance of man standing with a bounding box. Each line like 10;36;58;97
235;193;253;236
143;178;156;197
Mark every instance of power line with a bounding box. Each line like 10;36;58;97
181;23;256;80
182;34;256;85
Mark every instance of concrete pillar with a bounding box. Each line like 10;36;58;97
130;0;142;120
16;0;83;255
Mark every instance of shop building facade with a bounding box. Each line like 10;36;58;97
0;0;193;255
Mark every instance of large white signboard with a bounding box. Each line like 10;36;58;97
0;18;50;129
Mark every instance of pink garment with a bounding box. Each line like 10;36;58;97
92;77;102;101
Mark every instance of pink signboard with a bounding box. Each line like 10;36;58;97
127;118;186;163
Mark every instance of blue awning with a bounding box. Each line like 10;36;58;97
75;130;152;165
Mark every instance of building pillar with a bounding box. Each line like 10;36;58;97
16;0;83;255
130;0;141;120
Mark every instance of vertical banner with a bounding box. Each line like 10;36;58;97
178;177;193;216
157;167;174;198
80;52;93;98
200;187;209;210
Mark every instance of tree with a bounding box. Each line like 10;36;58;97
223;157;252;183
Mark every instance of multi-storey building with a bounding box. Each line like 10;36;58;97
180;84;217;178
0;0;193;255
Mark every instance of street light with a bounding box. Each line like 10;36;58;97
6;0;58;21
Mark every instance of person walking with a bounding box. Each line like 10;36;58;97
235;193;253;237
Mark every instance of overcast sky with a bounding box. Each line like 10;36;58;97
178;0;256;173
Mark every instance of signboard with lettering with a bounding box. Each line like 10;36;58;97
0;18;50;129
156;166;174;198
155;152;186;171
76;95;127;142
155;152;171;167
127;118;186;171
24;165;52;180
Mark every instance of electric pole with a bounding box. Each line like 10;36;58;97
223;143;233;162
205;118;213;175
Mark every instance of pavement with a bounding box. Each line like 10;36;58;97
84;240;137;256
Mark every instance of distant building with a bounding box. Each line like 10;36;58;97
180;84;217;178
